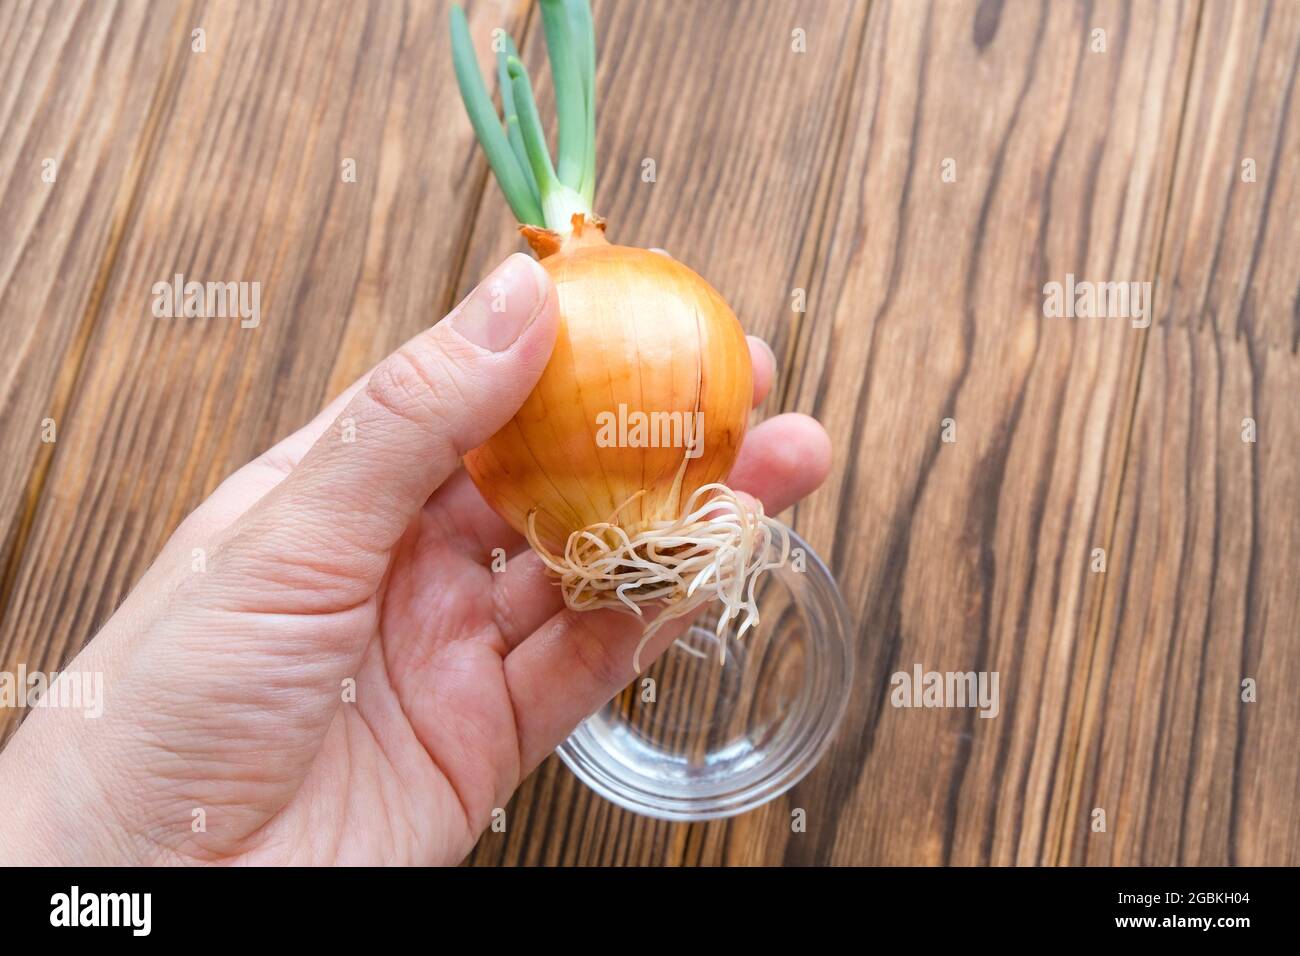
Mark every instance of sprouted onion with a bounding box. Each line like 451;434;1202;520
450;0;790;671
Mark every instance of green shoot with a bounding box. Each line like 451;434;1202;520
449;6;544;226
508;56;590;230
449;1;597;233
564;0;597;204
505;56;559;195
497;33;541;206
538;0;587;191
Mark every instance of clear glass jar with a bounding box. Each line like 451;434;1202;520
556;529;853;821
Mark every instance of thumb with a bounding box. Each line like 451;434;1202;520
221;253;557;604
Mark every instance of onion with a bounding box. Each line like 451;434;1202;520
451;1;789;669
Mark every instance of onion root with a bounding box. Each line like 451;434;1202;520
526;483;791;673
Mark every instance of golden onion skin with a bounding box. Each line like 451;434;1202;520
464;241;752;551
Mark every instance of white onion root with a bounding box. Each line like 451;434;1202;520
525;483;791;673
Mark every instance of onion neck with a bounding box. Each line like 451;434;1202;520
541;182;591;234
521;211;608;260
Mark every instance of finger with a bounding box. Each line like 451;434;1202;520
503;413;832;767
489;550;557;645
720;412;830;515
216;254;559;609
747;335;775;407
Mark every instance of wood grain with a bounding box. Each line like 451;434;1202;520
770;0;1199;865
1065;0;1300;866
0;0;186;650
0;0;1296;866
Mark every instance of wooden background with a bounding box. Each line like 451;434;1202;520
1;0;1296;865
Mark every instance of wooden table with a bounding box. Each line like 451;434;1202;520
2;0;1297;866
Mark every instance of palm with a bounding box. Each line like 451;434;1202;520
214;466;544;866
348;492;530;865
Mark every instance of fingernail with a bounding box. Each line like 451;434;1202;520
452;254;548;351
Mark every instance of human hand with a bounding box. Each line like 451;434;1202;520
0;253;832;866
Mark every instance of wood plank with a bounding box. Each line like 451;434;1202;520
768;0;1199;865
1065;0;1300;865
0;0;185;653
10;0;1274;869
464;0;873;865
0;0;526;740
